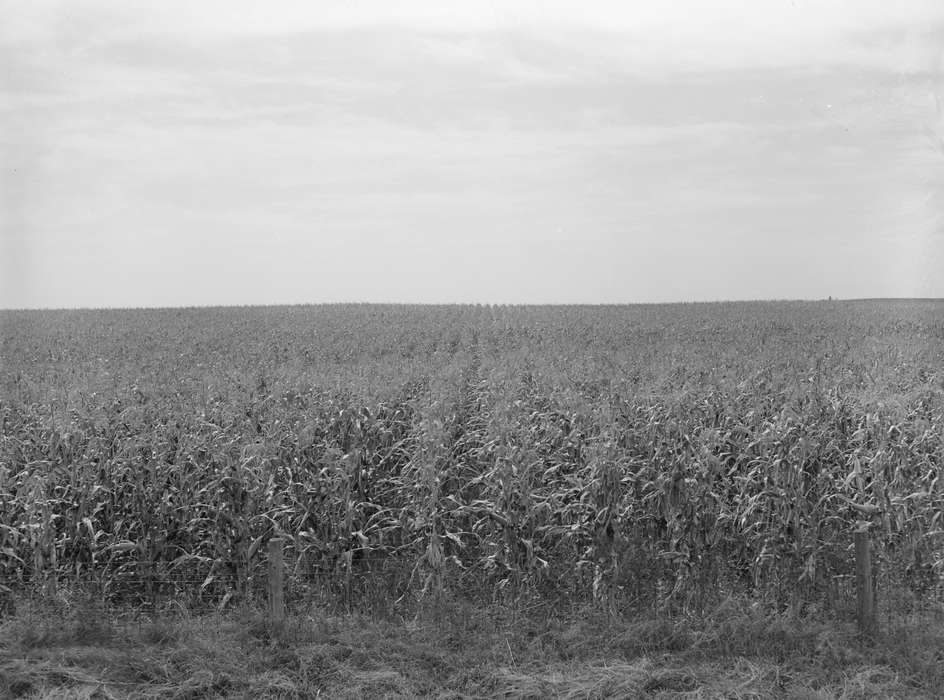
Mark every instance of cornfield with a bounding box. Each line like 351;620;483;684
2;301;943;614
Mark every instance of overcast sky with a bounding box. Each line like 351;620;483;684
2;0;943;307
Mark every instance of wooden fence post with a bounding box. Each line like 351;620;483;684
268;537;285;637
854;531;876;635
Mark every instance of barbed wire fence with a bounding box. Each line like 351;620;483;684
4;533;944;642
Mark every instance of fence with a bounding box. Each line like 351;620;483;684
5;529;934;639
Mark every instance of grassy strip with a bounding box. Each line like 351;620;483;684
2;596;942;698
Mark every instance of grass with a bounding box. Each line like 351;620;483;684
1;595;943;698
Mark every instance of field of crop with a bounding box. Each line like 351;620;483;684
2;301;944;620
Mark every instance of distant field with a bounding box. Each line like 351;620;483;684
2;301;943;615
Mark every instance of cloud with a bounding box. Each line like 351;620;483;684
5;0;944;73
3;1;943;307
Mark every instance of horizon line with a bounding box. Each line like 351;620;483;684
3;297;943;313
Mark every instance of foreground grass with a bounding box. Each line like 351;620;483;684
2;596;943;698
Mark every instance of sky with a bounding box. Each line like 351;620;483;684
2;0;943;308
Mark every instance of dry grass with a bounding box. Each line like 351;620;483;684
2;596;943;698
